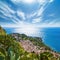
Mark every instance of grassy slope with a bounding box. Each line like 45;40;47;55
0;26;6;35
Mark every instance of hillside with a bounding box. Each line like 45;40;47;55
0;26;6;35
11;33;52;50
0;26;60;60
11;33;60;58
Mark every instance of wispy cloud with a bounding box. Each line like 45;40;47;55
0;1;26;24
0;1;18;23
32;17;42;23
49;0;54;3
1;20;60;28
17;10;26;20
1;0;59;28
10;0;54;23
25;0;54;23
11;0;36;4
0;1;15;14
1;0;60;36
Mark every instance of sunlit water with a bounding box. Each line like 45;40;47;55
4;27;60;52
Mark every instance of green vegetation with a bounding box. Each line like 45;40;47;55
0;26;60;60
40;52;53;60
0;26;6;35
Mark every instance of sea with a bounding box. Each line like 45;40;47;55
4;27;60;52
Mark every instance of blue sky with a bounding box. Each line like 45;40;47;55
0;0;60;35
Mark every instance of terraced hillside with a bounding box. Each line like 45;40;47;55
0;26;60;60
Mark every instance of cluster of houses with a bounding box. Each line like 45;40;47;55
11;33;60;58
20;40;60;58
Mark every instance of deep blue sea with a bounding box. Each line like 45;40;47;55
41;27;60;52
4;27;60;52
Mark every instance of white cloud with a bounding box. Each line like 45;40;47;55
21;0;36;4
0;0;55;27
11;0;54;21
26;0;52;20
2;18;60;28
11;0;36;4
32;0;50;17
11;0;54;4
49;0;54;3
37;0;47;5
36;6;44;17
38;0;54;3
27;0;54;23
0;1;23;24
36;19;60;27
0;1;15;14
24;0;48;24
17;10;26;20
32;17;42;23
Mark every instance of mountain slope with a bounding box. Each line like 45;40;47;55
0;26;6;35
11;33;60;59
0;26;60;60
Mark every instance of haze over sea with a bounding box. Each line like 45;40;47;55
4;27;60;52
